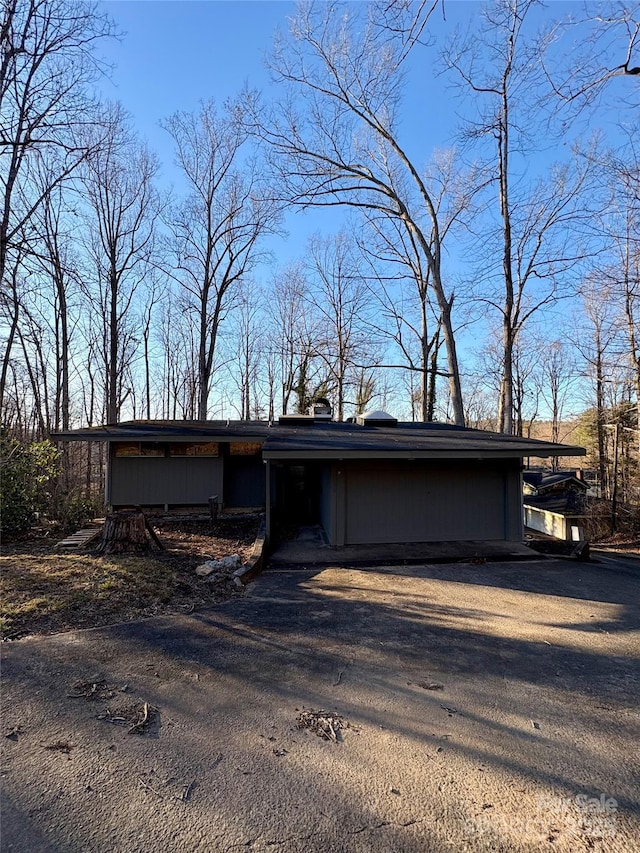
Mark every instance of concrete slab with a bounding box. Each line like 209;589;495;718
268;526;539;567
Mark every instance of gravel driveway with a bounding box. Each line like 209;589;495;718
1;555;639;852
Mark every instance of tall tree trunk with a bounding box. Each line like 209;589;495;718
498;110;515;435
622;236;640;460
436;292;465;426
198;287;209;419
595;333;607;497
0;275;20;412
108;267;118;423
16;321;46;438
427;326;440;422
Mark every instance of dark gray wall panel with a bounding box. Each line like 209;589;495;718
224;457;265;507
319;464;334;544
110;457;223;505
344;461;507;544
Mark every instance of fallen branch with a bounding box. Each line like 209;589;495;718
138;776;165;799
296;708;353;742
180;779;196;802
128;701;149;734
96;700;156;734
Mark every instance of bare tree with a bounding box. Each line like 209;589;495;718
248;0;466;424
0;0;114;302
543;2;640;117
534;338;576;469
163;99;280;420
158;292;199;420
80;103;161;424
353;367;377;415
230;279;264;420
305;231;372;420
446;0;596;433
0;245;25;409
266;262;323;416
25;167;85;491
605;133;640;460
371;0;442;56
140;273;167;420
355;149;478;421
577;277;621;496
511;332;540;439
14;295;50;436
29;158;87;435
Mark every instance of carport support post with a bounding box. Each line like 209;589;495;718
265;460;272;546
336;466;346;547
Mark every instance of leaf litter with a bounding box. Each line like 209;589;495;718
295;707;356;742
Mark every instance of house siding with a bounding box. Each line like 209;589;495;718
319;464;335;545
223;456;265;507
342;460;512;545
110;456;223;506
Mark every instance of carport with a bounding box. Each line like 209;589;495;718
262;415;585;548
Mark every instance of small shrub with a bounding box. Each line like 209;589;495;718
0;429;60;534
59;493;104;530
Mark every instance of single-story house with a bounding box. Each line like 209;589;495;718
523;471;589;497
54;411;585;547
523;472;589;541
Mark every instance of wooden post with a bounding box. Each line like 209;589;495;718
209;495;219;530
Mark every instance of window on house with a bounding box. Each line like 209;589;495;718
113;442;165;457
169;442;219;457
114;442;140;457
229;442;263;456
140;443;165;457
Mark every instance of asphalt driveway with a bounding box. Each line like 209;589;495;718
1;555;639;852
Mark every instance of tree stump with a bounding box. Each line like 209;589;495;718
95;509;150;555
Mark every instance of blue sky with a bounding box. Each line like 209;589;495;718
98;1;489;149
100;2;296;173
100;1;349;269
94;1;632;419
97;1;499;270
97;1;618;268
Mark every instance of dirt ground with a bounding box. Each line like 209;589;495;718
0;515;261;639
1;553;639;852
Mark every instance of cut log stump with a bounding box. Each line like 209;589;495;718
95;509;155;555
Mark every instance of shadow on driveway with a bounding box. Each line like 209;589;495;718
1;556;639;852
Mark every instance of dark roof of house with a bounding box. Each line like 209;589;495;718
52;420;272;442
522;472;544;487
524;492;587;515
52;419;585;460
522;471;589;495
261;421;585;460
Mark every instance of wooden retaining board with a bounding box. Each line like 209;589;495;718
55;528;102;549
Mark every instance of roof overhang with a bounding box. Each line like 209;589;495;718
261;424;585;461
262;448;585;461
52;421;271;443
52;420;586;461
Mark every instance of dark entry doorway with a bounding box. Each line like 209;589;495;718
273;463;322;537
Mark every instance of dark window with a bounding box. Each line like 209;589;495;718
229;441;262;456
169;442;219;457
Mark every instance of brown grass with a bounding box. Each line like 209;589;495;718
0;553;175;638
0;516;261;639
